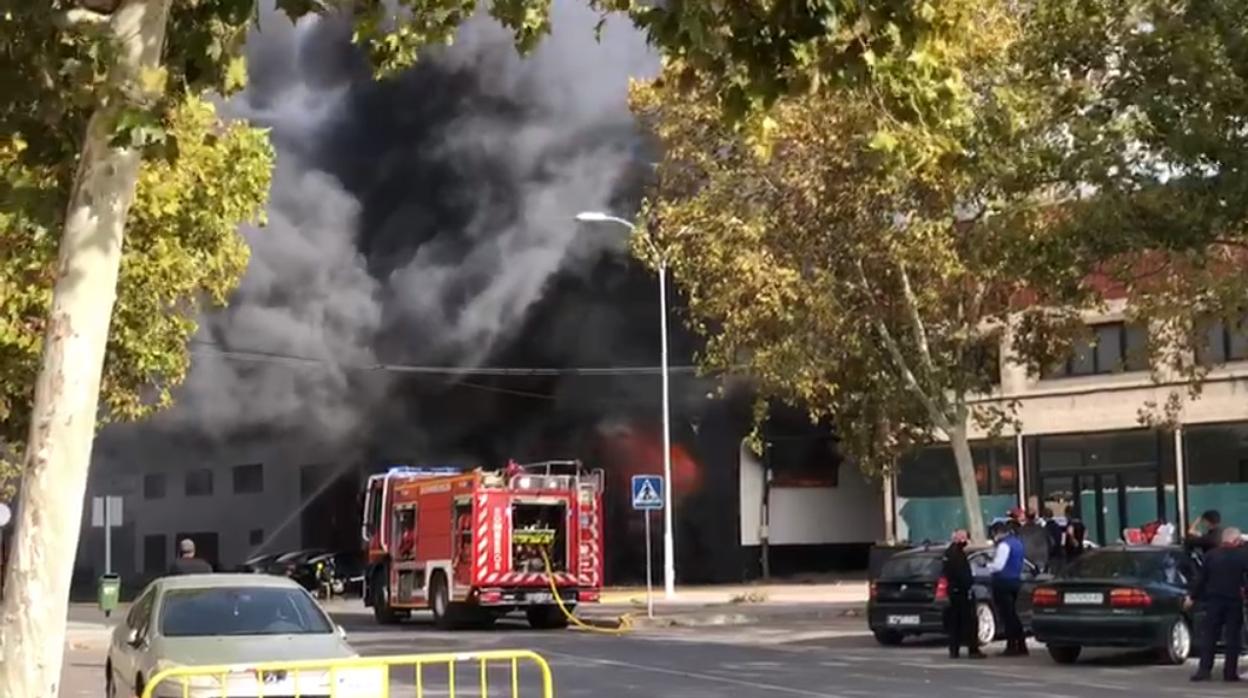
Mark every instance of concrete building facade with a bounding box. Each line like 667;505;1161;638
889;301;1248;545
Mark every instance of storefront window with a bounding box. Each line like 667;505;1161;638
1185;422;1248;531
1027;429;1176;546
895;439;1018;543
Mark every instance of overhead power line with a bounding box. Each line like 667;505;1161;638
187;341;707;377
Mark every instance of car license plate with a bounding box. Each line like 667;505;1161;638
529;592;553;603
1064;592;1103;605
887;614;920;626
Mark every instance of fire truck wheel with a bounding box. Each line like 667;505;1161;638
371;568;400;625
430;572;463;630
526;605;570;630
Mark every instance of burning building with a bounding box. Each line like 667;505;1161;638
74;2;883;593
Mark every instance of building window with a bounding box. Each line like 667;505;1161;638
1186;422;1248;531
1026;429;1177;546
895;439;1018;543
966;335;1002;387
143;473;166;500
1045;322;1148;378
143;534;168;574
248;529;264;546
1196;316;1248;366
232;463;264;494
185;468;213;497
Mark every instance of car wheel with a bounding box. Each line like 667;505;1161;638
976;602;998;646
104;660;115;698
1158;617;1192;665
873;629;904;646
1047;645;1082;664
371;567;399;625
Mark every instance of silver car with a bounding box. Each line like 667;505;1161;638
106;573;381;697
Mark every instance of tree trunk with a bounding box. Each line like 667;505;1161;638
0;2;171;695
948;422;987;543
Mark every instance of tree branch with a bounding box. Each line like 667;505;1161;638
55;8;111;29
897;262;938;383
856;260;951;430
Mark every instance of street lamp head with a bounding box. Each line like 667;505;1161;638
574;211;611;222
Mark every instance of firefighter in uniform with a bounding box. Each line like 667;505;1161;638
942;529;985;659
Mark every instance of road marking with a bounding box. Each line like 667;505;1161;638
545;649;851;698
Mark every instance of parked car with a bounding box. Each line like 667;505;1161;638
290;551;365;598
237;552;282;574
269;548;329;577
105;574;380;698
1030;545;1235;665
867;544;1047;646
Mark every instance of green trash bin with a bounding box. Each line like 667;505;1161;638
98;574;121;618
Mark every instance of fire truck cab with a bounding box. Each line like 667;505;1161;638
360;461;604;629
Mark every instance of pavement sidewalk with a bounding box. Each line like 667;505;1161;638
598;580;867;607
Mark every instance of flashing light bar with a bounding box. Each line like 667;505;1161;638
386;465;464;477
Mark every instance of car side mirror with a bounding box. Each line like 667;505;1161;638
126;628;142;647
336;625;347;640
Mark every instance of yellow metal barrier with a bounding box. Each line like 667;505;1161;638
140;648;554;698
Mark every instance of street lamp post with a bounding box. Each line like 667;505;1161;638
575;211;677;599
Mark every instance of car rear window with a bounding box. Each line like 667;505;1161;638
1061;550;1190;585
160;586;333;637
879;555;941;580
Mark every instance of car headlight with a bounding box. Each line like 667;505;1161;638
149;663;222;697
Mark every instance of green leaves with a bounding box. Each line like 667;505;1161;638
0;97;272;493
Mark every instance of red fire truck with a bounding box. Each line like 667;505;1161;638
360;460;604;629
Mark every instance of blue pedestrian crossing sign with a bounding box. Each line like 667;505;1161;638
631;475;664;511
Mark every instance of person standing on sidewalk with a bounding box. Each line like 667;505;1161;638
1189;526;1248;683
986;521;1027;656
167;538;213;575
942;529;985;659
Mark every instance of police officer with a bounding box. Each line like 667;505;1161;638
942;529;985;659
1189;526;1248;682
987;521;1027;656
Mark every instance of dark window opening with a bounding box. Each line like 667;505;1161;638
1045;322;1148;378
143;534;168;575
232;463;264;494
143;473;166;500
185;469;214;497
1196;315;1248;366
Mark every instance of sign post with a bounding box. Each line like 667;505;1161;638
631;475;664;619
92;496;123;574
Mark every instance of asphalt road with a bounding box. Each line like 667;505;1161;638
65;604;1244;697
331;607;1238;698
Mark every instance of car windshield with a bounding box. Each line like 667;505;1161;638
879;555;941;580
160;586;333;637
1061;550;1189;585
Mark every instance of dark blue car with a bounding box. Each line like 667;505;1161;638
1032;545;1245;665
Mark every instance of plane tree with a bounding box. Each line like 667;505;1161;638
1;1;970;693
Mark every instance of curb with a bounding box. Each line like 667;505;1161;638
578;602;867;630
626;612;755;629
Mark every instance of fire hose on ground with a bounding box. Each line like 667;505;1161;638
538;547;633;634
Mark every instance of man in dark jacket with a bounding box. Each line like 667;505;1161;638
167;538;213;575
942;529;985;659
1188;510;1224;554
1190;526;1248;682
